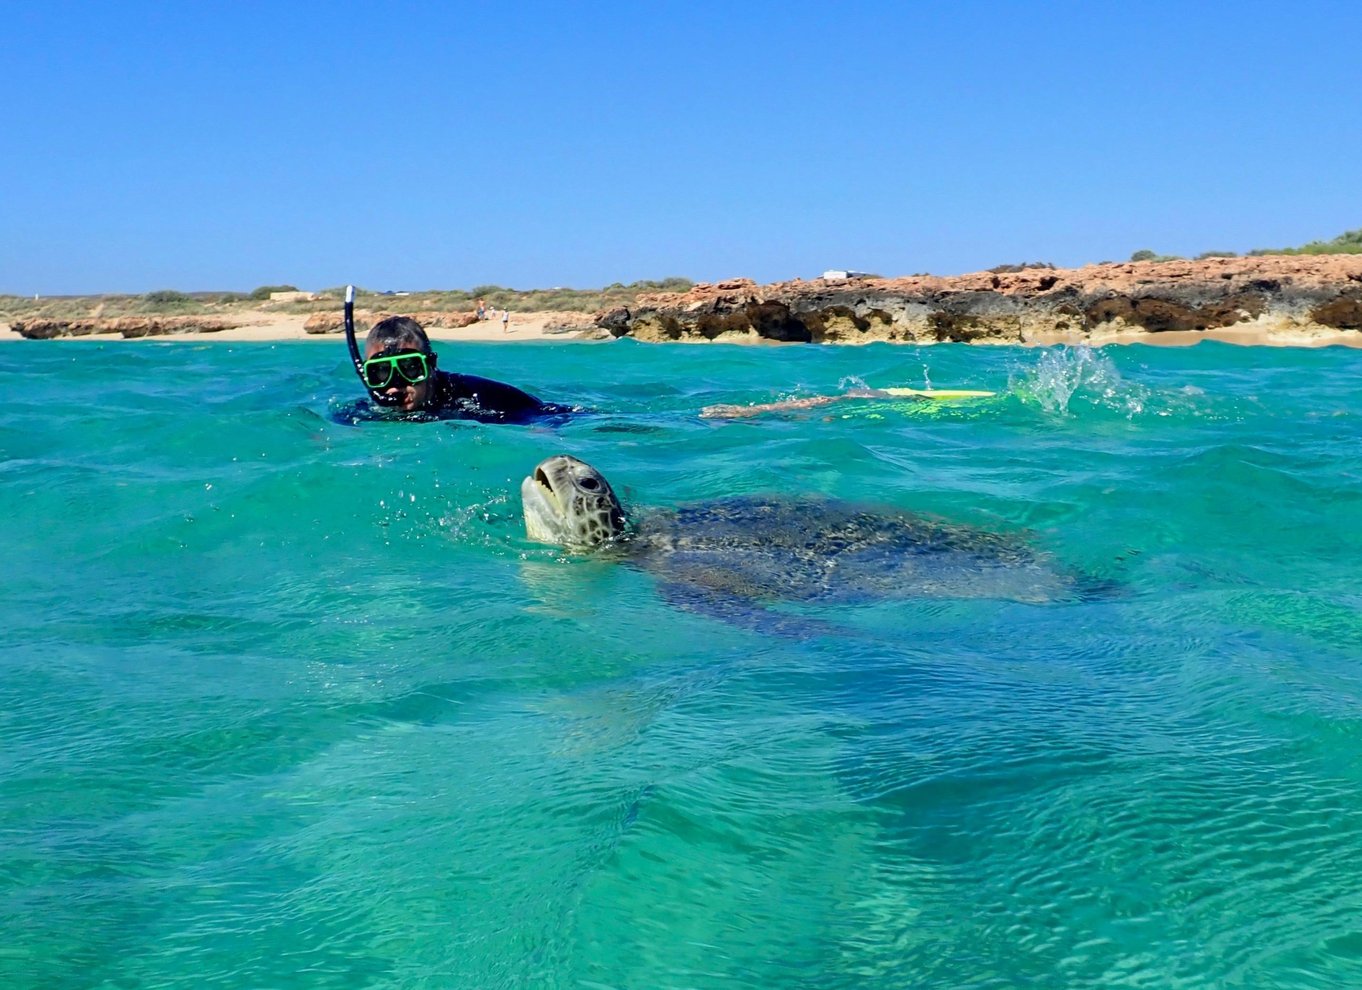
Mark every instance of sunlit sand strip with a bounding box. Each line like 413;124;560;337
0;312;602;343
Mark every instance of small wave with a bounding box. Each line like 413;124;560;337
372;485;521;552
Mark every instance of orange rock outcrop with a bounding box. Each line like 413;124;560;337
594;256;1362;346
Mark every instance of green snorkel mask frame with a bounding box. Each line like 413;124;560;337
361;351;432;389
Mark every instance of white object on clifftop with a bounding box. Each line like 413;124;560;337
822;269;871;281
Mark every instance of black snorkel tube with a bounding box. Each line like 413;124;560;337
344;284;402;407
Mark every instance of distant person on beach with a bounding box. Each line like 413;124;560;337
502;310;511;333
476;298;486;320
358;315;570;423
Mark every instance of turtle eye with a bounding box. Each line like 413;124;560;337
579;477;599;491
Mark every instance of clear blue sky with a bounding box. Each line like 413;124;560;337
4;0;1359;295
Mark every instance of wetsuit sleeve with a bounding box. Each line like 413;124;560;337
441;372;563;422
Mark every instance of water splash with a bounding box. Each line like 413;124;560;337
1012;346;1151;418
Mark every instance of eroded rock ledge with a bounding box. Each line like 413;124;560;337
593;256;1362;346
11;315;245;339
9;309;486;340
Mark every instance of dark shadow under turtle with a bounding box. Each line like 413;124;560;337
521;455;1112;633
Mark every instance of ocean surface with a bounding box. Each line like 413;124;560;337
4;338;1362;989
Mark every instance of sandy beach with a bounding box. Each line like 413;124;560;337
6;311;1358;347
0;311;599;343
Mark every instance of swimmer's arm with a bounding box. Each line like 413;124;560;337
700;389;889;419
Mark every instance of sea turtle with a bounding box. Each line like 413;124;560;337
520;455;1105;628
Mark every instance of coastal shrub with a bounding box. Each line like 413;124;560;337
1196;251;1239;260
410;279;697;313
143;289;192;306
249;284;299;300
1130;250;1184;263
636;276;694;293
1249;228;1362;256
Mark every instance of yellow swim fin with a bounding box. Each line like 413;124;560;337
881;387;997;400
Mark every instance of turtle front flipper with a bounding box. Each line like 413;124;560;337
651;577;846;640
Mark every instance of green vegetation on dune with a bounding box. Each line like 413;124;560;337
1131;228;1362;263
334;277;695;316
141;290;195;311
1247;228;1362;256
0;277;696;322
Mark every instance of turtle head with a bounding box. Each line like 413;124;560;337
521;455;628;549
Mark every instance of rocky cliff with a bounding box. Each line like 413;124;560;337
593;255;1362;346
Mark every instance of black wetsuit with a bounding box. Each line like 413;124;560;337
334;369;575;425
424;370;573;424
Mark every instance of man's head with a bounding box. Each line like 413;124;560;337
363;316;438;412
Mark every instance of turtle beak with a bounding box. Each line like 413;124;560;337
533;466;559;508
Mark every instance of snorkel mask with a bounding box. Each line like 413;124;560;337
362;350;432;389
344;284;403;407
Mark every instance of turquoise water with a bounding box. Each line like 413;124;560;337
4;338;1362;989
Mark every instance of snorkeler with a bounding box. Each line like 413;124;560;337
344;289;571;424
